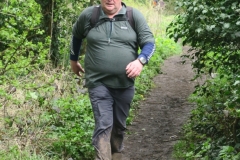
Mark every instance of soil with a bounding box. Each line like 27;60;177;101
122;46;198;160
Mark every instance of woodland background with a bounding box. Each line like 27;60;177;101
1;0;240;159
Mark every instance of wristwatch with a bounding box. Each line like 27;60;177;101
138;57;147;65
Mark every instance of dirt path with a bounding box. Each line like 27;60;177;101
123;46;197;160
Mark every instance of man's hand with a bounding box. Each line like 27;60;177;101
126;59;143;78
70;60;85;76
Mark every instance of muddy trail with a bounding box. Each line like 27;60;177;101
122;46;197;160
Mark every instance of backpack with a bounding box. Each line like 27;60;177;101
83;6;135;37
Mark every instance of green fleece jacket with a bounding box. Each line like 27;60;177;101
72;3;155;88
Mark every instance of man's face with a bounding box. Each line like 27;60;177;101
101;0;122;16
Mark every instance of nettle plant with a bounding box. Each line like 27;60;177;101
167;0;240;158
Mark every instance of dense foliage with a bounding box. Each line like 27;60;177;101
0;0;101;159
34;0;91;66
0;0;181;159
0;0;49;79
167;0;240;159
167;0;240;76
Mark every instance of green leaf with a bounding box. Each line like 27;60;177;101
233;81;240;86
202;9;208;14
196;28;202;33
30;92;38;99
194;7;198;12
206;25;215;31
235;32;240;37
223;23;230;29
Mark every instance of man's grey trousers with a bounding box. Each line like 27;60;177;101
88;85;135;160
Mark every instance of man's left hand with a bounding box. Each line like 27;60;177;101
126;59;143;78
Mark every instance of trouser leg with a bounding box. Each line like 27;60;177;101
88;86;114;160
88;85;135;160
109;86;135;154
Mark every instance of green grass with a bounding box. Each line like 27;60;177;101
0;146;58;160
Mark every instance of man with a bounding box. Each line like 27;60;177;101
70;0;155;159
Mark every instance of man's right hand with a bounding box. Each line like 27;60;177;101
70;60;85;77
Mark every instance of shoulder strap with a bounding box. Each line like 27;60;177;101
126;6;135;31
90;6;101;28
126;6;138;51
83;6;101;37
83;5;135;37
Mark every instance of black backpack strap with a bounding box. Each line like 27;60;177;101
83;6;101;37
126;6;135;31
83;5;135;37
126;6;138;51
90;5;101;28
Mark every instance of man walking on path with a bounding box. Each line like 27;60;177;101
70;0;155;159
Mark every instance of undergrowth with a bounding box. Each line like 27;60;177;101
173;67;240;159
0;0;181;159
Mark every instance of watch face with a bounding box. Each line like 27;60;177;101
140;57;147;64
